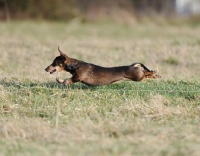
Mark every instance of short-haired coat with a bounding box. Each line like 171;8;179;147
45;47;160;86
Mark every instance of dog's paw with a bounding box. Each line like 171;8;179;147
56;78;64;83
155;74;161;78
149;70;157;74
150;70;161;78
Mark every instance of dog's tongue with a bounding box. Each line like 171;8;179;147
50;69;56;74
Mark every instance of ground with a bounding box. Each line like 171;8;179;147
0;20;200;156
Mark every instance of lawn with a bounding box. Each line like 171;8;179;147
0;20;200;156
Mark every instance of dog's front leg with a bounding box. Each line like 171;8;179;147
56;78;74;85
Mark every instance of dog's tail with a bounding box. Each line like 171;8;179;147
132;63;152;72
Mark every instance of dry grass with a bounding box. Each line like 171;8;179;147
0;21;200;156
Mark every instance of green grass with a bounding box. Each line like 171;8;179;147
0;21;200;156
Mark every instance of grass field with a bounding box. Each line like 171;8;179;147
0;20;200;156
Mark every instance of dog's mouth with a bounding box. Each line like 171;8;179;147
50;69;56;74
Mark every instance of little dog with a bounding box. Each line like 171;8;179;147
45;47;160;86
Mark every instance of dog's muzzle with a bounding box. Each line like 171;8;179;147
50;69;56;74
45;67;56;74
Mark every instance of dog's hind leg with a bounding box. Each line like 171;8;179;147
133;63;161;79
144;71;161;79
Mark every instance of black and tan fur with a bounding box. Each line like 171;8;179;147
45;47;160;86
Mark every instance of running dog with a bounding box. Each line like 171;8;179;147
45;47;160;86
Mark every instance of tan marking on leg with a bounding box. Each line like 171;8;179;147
56;78;74;85
144;71;161;79
63;79;73;85
56;78;65;83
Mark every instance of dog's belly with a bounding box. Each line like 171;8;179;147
80;73;127;86
81;78;126;86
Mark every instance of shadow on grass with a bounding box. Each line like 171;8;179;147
0;80;93;90
0;79;130;91
0;77;135;90
1;78;199;101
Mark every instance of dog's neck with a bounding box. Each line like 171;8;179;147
64;59;80;73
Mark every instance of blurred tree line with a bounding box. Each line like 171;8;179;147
0;0;176;21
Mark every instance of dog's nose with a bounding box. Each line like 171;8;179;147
45;67;49;72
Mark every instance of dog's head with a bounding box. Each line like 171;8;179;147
45;47;68;74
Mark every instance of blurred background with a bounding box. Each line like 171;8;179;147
1;0;200;81
1;0;200;22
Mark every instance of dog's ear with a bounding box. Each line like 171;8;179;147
58;46;68;58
